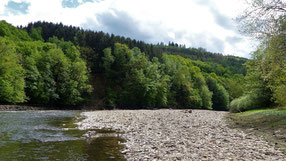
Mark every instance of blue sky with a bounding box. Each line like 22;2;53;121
0;0;257;58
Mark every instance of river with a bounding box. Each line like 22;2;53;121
0;111;125;161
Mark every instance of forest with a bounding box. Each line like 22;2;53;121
0;0;285;111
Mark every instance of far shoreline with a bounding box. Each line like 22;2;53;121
0;104;229;112
0;104;98;111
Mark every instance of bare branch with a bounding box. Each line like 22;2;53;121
237;0;286;40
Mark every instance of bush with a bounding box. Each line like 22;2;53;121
273;85;286;106
230;94;265;113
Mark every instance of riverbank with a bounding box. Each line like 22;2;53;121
77;109;286;160
227;109;286;154
0;104;98;111
0;105;46;111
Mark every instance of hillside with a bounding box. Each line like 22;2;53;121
24;21;247;76
0;20;245;109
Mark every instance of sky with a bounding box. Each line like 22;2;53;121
0;0;257;58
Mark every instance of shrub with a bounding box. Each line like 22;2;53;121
230;94;265;113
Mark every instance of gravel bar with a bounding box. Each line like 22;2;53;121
77;109;286;160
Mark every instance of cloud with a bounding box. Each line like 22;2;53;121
179;33;225;53
62;0;80;8
62;0;94;8
4;0;30;15
209;7;235;30
194;0;235;30
82;9;175;43
91;10;152;41
0;0;256;58
226;36;243;45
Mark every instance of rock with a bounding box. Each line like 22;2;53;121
184;109;192;113
78;110;286;161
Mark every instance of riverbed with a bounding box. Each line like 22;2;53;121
78;109;286;160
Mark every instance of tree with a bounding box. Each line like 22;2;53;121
200;85;213;109
251;30;286;106
207;75;229;110
20;40;92;105
0;20;31;41
236;1;286;108
0;38;26;103
237;0;286;39
230;0;286;112
102;44;169;108
162;54;204;108
29;27;44;41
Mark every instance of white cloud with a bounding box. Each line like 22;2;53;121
0;0;9;14
0;0;256;58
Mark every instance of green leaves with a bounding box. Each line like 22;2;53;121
0;38;26;103
102;43;169;108
0;21;244;110
200;85;213;110
23;42;92;105
0;20;31;41
207;76;229;110
102;44;220;109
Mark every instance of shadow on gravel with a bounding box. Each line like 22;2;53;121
226;109;286;154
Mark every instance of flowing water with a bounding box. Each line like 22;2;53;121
0;111;125;161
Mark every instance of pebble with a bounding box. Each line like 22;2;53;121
77;109;286;160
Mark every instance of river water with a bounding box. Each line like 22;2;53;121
0;111;125;161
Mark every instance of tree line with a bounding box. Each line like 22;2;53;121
0;20;246;110
23;21;247;76
0;21;91;106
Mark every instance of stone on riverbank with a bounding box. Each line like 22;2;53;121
77;109;286;160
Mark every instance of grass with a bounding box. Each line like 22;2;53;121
227;108;286;154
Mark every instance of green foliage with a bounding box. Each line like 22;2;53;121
0;20;31;41
0;21;248;110
230;94;263;113
29;27;44;41
23;42;91;105
0;21;92;106
207;76;229;110
259;33;286;106
162;54;209;109
25;21;247;76
0;37;26;103
102;43;169;108
79;46;97;72
48;37;80;61
222;74;244;100
200;85;213;109
158;45;247;75
273;85;286;106
234;1;286;111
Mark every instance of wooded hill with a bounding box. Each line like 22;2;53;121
24;21;247;76
0;20;246;110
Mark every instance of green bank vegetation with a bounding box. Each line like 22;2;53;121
230;0;286;112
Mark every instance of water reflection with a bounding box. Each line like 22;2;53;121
0;111;126;161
